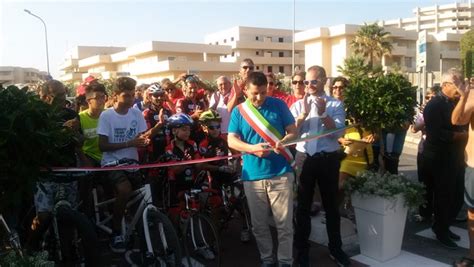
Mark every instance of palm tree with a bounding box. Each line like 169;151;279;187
351;22;392;68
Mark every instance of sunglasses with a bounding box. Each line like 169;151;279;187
303;80;319;86
332;86;344;89
241;65;255;71
207;125;221;130
292;80;304;85
152;93;165;98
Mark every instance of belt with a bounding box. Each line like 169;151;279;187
306;151;338;159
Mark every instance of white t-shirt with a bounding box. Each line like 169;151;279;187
209;92;230;134
97;107;147;166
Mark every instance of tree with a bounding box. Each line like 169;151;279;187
461;29;474;78
337;55;383;80
351;22;393;68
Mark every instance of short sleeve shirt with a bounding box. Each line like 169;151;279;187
228;97;295;181
97;107;147;165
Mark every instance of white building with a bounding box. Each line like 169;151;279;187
0;66;49;86
205;26;305;75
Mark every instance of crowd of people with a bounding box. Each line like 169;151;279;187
18;58;474;266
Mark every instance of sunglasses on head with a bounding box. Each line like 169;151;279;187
292;80;304;85
303;80;319;86
207;125;221;130
241;65;254;71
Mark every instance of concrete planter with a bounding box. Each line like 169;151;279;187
351;193;408;262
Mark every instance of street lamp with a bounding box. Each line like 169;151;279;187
24;9;50;74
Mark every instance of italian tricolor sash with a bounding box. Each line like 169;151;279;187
237;99;294;164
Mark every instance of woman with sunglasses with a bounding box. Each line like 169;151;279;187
285;71;306;108
265;72;287;101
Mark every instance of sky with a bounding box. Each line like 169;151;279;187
0;0;458;78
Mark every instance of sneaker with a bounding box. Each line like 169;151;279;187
329;248;351;266
240;229;251;242
196;247;215;260
109;235;126;253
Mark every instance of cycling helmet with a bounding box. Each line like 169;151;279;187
199;109;222;123
148;83;165;95
168;113;194;128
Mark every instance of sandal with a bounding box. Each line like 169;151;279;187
453;257;474;267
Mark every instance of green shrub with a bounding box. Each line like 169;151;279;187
0;86;74;210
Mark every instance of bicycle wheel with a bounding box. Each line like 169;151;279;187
142;209;182;267
56;206;99;267
183;212;221;267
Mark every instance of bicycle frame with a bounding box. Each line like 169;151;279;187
92;183;168;256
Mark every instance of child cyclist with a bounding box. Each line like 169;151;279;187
163;113;216;259
198;109;251;243
198;109;235;187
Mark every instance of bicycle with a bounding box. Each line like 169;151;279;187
0;214;23;258
93;158;182;266
35;172;100;266
179;187;222;267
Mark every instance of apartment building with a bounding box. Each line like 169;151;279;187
0;66;49;86
59;42;237;84
380;1;473;34
204;26;305;75
295;1;471;86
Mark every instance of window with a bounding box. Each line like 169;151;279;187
256;66;260;70
215;41;219;45
268;66;273;72
224;39;227;43
231;37;234;41
256;36;259;41
224;55;227;58
279;52;284;57
231;52;235;57
279;66;284;73
209;43;212;45
168;56;176;61
278;37;284;43
256;51;260;55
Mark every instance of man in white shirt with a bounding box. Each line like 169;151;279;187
291;66;350;267
209;76;232;135
97;77;149;252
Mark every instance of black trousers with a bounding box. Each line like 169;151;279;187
417;152;434;218
295;151;342;254
422;147;465;235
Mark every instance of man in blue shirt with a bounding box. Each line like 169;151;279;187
228;71;297;267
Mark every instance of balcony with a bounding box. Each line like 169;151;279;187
391;44;408;56
441;50;461;59
131;60;239;76
59;58;78;71
234;40;304;51
58;72;84;82
78;55;112;68
252;56;304;65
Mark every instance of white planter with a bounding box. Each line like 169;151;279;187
351;193;408;262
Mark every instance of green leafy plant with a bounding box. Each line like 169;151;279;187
0;251;54;266
337;55;383;79
343;73;417;132
0;86;74;211
461;29;474;78
344;170;425;209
